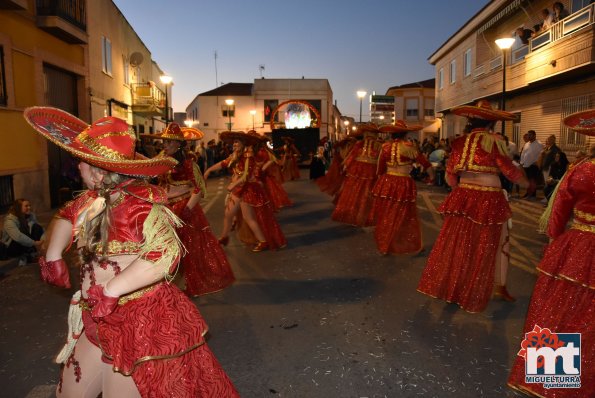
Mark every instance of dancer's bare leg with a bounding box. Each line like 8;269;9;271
239;201;266;242
221;194;241;238
57;333;102;398
493;222;515;301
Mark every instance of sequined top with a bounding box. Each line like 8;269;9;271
346;137;383;166
447;129;523;181
547;158;595;238
57;180;174;263
221;150;258;184
377;139;431;174
161;156;205;196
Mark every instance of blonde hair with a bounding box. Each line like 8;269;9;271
81;165;129;261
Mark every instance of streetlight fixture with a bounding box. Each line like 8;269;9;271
357;90;367;123
225;98;234;130
250;109;256;131
184;119;194;127
160;74;173;123
495;37;515;136
343;119;350;135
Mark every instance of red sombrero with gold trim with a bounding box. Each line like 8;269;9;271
379;119;423;134
24;107;177;176
158;123;204;141
563;109;595;136
451;99;515;121
219;130;261;146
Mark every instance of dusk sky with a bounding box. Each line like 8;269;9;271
113;0;490;120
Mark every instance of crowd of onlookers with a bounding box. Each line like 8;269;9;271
512;2;576;51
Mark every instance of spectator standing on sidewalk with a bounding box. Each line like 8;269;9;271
519;130;543;199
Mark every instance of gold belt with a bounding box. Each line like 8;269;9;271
79;283;161;310
169;192;191;204
355;157;378;164
574;209;595;222
386;170;410;177
458;183;501;192
570;221;595;234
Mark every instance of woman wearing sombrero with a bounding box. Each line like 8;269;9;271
248;131;293;212
331;123;383;227
281;136;301;181
508;109;595;397
24;108;238;397
368;121;434;255
204;131;286;252
417;100;528;313
158;123;235;297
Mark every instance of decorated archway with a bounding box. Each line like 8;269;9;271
269;100;321;130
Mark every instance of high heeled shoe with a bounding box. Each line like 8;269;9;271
218;236;229;246
493;285;516;302
252;241;268;252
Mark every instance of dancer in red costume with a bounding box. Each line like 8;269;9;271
249;131;293;211
508;109;595;398
417;100;528;313
281;137;301;181
316;137;356;198
159;123;235;297
331;123;383;227
24;108;238;397
204;131;286;251
368;122;434;255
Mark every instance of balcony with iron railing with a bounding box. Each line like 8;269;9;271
36;0;87;44
131;82;166;117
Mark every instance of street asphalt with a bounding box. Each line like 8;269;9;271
0;170;549;397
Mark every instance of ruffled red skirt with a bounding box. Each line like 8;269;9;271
171;199;235;296
508;228;595;397
84;283;239;397
263;174;293;211
331;161;377;227
368;175;422;254
235;182;287;250
417;186;510;312
316;156;343;196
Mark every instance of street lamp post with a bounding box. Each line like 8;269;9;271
357;90;367;123
343;120;349;136
225;99;234;130
160;74;173;124
250;109;256;131
495;37;515;136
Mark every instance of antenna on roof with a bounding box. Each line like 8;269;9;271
214;50;219;87
259;64;265;78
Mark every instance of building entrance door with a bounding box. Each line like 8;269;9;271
43;64;81;207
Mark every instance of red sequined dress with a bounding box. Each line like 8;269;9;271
331;136;382;226
56;180;238;397
255;147;293;211
281;144;301;181
368;139;431;254
417;130;524;313
222;151;287;249
163;156;235;296
508;158;595;397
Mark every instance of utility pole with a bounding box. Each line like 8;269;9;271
214;51;218;87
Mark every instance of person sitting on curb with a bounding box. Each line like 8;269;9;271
1;198;44;266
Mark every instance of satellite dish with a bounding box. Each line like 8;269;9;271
129;52;144;67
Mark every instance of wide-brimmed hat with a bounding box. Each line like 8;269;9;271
219;130;261;146
351;122;380;136
563;109;595;136
159;123;205;141
379;120;423;134
247;130;270;142
451;100;515;121
24;107;177;176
